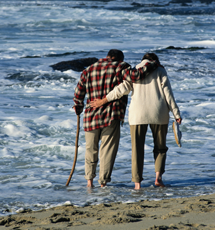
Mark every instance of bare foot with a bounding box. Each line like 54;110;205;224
87;179;94;188
101;184;106;188
134;182;141;190
155;179;165;187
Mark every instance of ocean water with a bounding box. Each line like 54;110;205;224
0;0;215;216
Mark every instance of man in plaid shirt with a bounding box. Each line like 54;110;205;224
73;49;157;188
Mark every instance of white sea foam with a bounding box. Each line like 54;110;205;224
3;124;31;137
188;40;215;48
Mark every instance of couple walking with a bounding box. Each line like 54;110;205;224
73;49;182;189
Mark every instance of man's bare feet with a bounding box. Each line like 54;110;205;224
134;182;141;190
87;179;94;188
101;183;106;188
155;179;165;187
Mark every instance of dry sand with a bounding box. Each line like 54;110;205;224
0;193;215;230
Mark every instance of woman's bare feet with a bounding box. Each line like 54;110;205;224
155;172;165;187
155;179;165;187
101;183;106;188
134;182;141;190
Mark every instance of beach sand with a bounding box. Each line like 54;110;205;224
0;193;215;230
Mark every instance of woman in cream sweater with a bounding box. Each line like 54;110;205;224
90;53;182;189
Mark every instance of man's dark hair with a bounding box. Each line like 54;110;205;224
142;53;160;65
107;49;124;62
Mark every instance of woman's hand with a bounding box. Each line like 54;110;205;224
176;118;182;124
90;98;108;109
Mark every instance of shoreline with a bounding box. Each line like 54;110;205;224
0;193;215;229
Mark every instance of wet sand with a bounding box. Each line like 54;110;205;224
0;193;215;230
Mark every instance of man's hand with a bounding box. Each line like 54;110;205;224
73;106;83;115
145;60;159;72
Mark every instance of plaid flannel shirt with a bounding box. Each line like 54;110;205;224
73;58;157;131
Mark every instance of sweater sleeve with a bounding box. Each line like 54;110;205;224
106;80;133;102
161;69;181;120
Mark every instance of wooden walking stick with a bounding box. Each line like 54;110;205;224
66;115;80;186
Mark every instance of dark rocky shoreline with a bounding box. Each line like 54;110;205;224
50;57;98;72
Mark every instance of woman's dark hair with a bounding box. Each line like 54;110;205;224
107;49;124;61
142;53;160;65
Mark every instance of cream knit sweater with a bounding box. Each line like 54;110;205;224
106;59;181;125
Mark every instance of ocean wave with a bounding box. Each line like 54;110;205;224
5;71;76;83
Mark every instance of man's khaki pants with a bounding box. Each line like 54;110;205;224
85;120;120;185
130;124;168;183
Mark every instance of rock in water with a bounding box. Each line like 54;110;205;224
50;57;98;72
